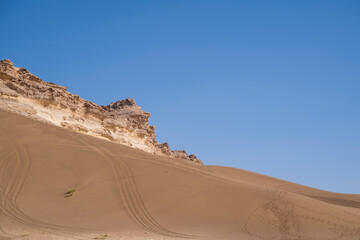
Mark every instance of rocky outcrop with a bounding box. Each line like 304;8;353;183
0;59;203;164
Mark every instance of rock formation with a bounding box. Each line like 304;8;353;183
0;59;203;164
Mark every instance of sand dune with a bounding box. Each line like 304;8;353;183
0;109;360;240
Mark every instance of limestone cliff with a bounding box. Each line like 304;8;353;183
0;59;203;164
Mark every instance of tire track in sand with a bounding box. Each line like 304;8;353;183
0;129;93;240
74;134;203;239
243;189;360;240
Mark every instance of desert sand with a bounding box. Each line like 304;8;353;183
1;109;360;240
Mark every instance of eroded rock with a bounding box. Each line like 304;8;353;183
0;59;203;165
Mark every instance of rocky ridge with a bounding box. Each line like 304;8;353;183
0;59;203;164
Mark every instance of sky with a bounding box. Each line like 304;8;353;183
1;0;359;193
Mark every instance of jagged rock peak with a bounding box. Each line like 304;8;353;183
107;99;137;109
1;59;14;66
0;59;203;165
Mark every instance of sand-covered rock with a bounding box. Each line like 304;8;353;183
0;59;203;164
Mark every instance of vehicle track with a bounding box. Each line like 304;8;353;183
0;128;92;240
73;134;205;239
0;124;212;240
243;189;360;240
276;183;360;222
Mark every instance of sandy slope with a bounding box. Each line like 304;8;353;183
0;109;359;240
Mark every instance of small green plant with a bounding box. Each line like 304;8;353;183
64;188;76;197
95;234;108;239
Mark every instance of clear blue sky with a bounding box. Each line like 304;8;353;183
1;0;359;193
